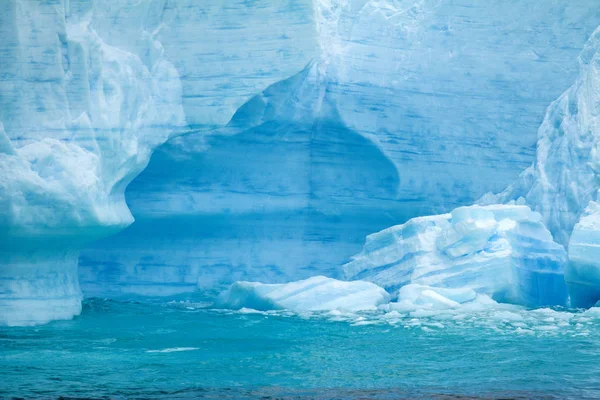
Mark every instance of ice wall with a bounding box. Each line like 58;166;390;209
488;26;600;247
4;0;600;323
0;0;316;324
80;1;600;296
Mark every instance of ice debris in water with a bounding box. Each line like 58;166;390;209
214;283;600;338
216;276;390;312
344;204;568;307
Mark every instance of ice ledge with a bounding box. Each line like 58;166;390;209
0;252;82;326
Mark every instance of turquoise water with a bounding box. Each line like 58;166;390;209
2;297;600;399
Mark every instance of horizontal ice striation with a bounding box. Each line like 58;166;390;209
486;26;600;247
0;252;81;326
320;0;600;216
0;0;315;325
79;64;402;295
0;0;186;325
85;0;317;130
567;202;600;308
79;2;600;297
216;276;390;312
344;205;568;307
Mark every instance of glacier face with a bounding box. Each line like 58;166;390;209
488;26;600;247
0;0;316;324
343;205;568;307
79;1;600;298
3;0;600;324
484;25;600;307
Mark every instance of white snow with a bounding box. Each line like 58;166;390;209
344;205;568;307
216;276;390;312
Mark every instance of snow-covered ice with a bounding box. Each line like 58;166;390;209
2;0;600;325
216;276;390;312
344;205;568;307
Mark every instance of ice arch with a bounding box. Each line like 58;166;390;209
79;75;402;295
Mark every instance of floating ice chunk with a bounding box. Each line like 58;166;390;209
398;284;477;308
216;276;390;312
344;205;568;307
146;347;199;354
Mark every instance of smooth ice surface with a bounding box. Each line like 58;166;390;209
216;276;390;312
0;253;82;326
344;205;568;307
487;26;600;247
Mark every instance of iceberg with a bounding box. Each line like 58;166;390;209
482;26;600;308
216;276;390;312
0;0;315;325
344;205;568;307
77;2;600;298
2;0;600;325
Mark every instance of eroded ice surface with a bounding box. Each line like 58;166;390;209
216;276;390;312
487;27;600;246
3;0;600;325
79;3;600;298
344;205;568;307
0;0;315;324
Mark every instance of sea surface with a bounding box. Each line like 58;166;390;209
2;296;600;399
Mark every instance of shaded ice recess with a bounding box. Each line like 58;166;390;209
80;1;600;297
344;205;568;308
79;65;401;295
0;0;315;325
